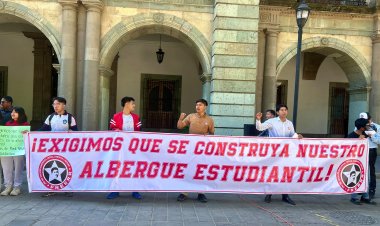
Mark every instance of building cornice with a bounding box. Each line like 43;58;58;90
281;8;374;19
260;5;375;20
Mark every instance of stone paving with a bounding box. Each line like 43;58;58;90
1;183;380;226
1;158;380;226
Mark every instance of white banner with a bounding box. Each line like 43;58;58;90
25;131;368;194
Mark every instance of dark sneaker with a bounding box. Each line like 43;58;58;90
106;192;120;199
264;195;272;203
41;192;56;197
360;197;376;205
64;192;73;197
177;194;187;202
350;198;362;205
282;195;296;205
369;190;375;200
132;192;142;200
197;194;208;203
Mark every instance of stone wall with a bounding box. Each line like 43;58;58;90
211;0;260;135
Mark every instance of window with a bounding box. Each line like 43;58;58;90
0;67;8;98
276;80;288;106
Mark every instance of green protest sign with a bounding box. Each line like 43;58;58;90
0;126;30;156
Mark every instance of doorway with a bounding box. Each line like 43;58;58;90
141;74;181;131
328;82;349;137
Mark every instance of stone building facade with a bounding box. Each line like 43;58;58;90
0;0;379;137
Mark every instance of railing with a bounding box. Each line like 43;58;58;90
259;0;368;6
308;0;367;5
260;0;373;13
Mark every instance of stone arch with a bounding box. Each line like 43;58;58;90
99;13;212;74
0;1;61;61
277;36;370;89
277;36;372;135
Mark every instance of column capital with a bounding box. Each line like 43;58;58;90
53;64;61;74
200;73;212;84
58;0;78;9
348;86;371;95
263;28;280;37
258;29;266;34
99;66;114;78
82;0;104;12
372;34;380;44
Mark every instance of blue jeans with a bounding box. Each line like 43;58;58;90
351;169;370;200
351;192;369;200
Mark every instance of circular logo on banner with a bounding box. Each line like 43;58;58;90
39;155;72;190
336;159;365;193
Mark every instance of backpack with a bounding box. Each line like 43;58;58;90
48;113;72;129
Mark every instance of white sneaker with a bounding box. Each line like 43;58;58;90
10;187;21;196
1;187;12;196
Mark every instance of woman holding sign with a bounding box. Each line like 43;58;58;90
0;107;29;196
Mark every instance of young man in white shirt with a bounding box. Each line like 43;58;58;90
256;104;302;205
40;97;78;197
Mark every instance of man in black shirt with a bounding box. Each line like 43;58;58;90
347;118;368;139
347;118;376;205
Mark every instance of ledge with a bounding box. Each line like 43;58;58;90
259;0;375;14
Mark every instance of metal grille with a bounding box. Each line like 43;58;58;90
145;79;177;129
276;80;288;106
259;0;367;6
0;67;8;98
308;0;367;5
329;86;349;135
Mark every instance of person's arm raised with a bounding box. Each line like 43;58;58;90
177;113;187;129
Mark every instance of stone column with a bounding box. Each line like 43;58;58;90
58;0;78;114
370;35;380;121
109;55;119;120
262;29;279;112
76;3;87;128
200;73;212;115
81;0;103;130
255;29;266;113
99;67;114;130
200;73;212;103
369;0;377;8
212;0;259;135
370;10;380;121
23;32;53;130
349;87;370;131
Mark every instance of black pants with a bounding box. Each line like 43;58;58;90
369;148;377;192
267;194;289;198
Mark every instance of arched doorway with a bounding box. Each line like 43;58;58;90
108;34;203;132
99;13;212;130
277;37;370;137
0;12;60;130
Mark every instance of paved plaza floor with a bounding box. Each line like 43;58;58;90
0;158;379;226
0;183;380;226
